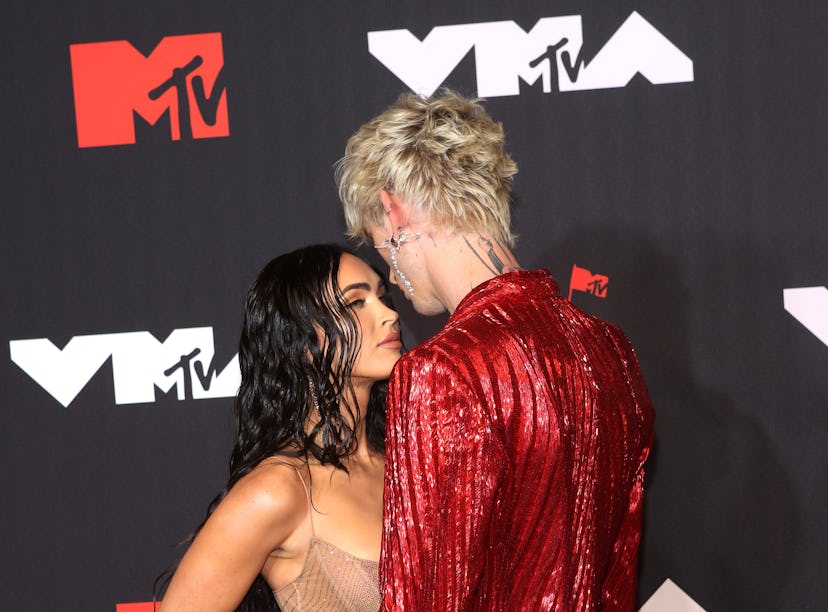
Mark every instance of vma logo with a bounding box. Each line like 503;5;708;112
70;32;229;148
569;264;609;301
9;327;240;407
784;287;828;348
369;11;693;97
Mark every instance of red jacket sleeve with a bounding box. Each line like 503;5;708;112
379;349;505;611
601;326;655;609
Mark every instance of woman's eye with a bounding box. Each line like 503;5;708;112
347;299;365;308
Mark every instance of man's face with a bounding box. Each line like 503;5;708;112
367;224;446;316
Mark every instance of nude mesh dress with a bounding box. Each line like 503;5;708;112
273;469;380;612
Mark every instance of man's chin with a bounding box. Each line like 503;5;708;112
412;300;447;317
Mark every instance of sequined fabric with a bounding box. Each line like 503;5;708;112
380;270;654;611
274;538;380;612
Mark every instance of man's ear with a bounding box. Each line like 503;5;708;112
379;190;409;233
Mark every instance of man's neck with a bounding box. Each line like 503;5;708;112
423;230;521;314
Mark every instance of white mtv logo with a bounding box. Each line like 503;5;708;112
9;327;240;407
368;11;693;97
784;286;828;347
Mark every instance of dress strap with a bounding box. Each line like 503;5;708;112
293;467;315;536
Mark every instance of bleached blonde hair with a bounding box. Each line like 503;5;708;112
336;90;518;245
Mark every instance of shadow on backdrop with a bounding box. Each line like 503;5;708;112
534;226;797;611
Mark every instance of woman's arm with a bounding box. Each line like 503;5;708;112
159;463;306;611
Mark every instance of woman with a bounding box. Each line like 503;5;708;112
158;244;401;611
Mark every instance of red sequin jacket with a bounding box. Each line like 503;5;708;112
380;270;654;611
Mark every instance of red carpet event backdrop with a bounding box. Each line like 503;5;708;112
2;1;825;610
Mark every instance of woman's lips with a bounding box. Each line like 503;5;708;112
379;333;402;349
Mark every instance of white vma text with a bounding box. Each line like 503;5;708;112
639;579;706;612
784;286;828;347
9;327;240;407
368;11;693;98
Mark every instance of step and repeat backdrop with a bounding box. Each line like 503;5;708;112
2;1;826;610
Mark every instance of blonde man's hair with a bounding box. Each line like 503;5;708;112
336;90;518;245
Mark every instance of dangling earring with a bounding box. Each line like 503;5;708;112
307;379;321;416
388;242;415;295
375;229;421;296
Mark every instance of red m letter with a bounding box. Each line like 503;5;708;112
70;33;229;148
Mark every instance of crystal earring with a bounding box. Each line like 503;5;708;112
374;229;421;296
388;243;415;295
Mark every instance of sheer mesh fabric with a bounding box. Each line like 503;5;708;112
273;469;380;612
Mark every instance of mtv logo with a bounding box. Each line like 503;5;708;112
116;603;160;612
568;263;609;301
9;327;239;407
69;33;229;147
368;11;693;98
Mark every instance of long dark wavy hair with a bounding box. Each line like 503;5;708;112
155;244;389;611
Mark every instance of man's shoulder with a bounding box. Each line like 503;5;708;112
396;330;457;368
463;290;634;356
391;324;485;387
398;290;633;366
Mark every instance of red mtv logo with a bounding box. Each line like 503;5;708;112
70;33;229;148
115;603;160;612
568;264;609;300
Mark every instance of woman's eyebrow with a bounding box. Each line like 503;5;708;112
341;282;372;293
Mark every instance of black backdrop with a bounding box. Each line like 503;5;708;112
2;1;826;610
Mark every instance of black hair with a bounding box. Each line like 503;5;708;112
232;243;386;472
155;244;390;610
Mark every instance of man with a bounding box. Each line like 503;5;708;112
337;91;654;611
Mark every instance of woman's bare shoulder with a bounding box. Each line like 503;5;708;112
215;457;308;532
158;458;311;610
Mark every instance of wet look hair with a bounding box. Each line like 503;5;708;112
156;244;389;611
232;242;386;474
